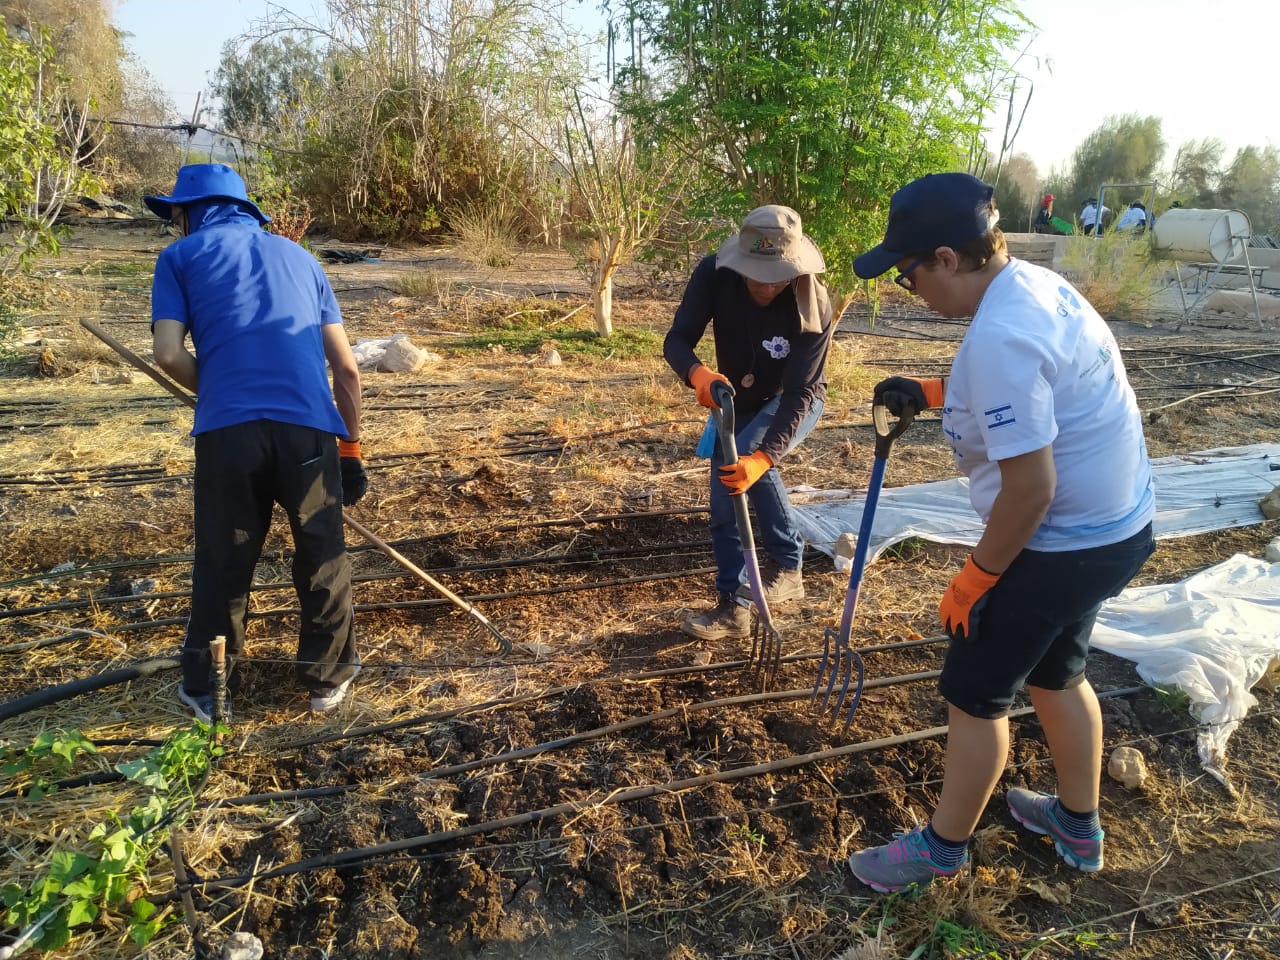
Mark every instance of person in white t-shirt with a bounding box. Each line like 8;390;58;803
1114;202;1148;233
843;172;1156;894
1080;198;1110;235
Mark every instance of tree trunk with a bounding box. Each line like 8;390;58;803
592;234;625;336
593;270;614;337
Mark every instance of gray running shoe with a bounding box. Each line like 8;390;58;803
681;593;750;640
847;824;967;893
1007;788;1104;871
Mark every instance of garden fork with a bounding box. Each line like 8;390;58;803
710;381;784;690
812;403;913;733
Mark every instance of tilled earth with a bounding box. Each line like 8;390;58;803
1;223;1279;960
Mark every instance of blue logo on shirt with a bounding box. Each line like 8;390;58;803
762;336;790;359
984;404;1016;429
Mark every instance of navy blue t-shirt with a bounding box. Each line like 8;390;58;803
150;204;348;437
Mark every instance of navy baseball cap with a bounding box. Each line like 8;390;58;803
853;173;996;280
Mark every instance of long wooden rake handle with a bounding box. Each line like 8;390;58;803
78;318;512;653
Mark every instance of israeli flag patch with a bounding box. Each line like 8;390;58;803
984;404;1016;429
762;336;790;360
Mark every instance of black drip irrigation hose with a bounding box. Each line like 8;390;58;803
0;507;710;592
0;537;715;624
223;671;942;809
184;686;1149;897
0;657;180;723
1;563;721;639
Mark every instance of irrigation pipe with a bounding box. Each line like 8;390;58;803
194;688;1149;893
0;508;710;591
221;672;942;809
78;318;513;654
0;656;180;723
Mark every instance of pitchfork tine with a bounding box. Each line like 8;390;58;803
810;626;833;706
810;404;914;731
839;649;867;735
710;381;785;691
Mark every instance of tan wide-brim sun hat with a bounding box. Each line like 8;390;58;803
716;204;826;283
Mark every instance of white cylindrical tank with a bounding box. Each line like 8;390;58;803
1151;208;1252;263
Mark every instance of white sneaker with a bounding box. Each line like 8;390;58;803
310;653;362;713
177;686;227;724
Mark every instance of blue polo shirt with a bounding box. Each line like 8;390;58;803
150;203;349;437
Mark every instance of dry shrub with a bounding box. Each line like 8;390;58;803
265;193;315;244
451;201;520;268
1060;232;1164;320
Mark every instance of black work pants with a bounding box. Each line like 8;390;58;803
183;419;357;698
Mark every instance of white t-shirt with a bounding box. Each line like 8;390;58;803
1080;203;1109;227
1115;207;1147;230
941;259;1154;551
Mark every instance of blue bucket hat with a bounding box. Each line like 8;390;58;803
853;173;995;280
144;163;270;224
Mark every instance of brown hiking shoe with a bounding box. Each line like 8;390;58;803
681;593;751;640
736;560;804;606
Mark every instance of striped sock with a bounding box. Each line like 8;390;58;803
1054;800;1102;838
922;823;969;869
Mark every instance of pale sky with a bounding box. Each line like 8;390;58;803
116;0;1277;177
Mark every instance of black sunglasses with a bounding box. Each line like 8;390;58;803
893;255;929;291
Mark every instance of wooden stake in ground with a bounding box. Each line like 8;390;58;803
77;317;512;653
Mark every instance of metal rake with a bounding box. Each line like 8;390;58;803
812;404;913;731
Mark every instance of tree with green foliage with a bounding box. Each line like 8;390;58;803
1165;137;1225;210
218;0;588;242
611;0;1028;307
992;152;1042;232
562;92;694;336
0;14;93;276
212;35;326;142
1062;113;1165;218
1218;145;1280;238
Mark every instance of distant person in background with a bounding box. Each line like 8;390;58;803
664;205;835;640
1080;198;1110;236
1115;202;1148;233
1033;194;1055;233
147;163;367;722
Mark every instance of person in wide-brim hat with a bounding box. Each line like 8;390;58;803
147;160;366;726
144;163;270;225
662;204;836;641
845;171;1155;895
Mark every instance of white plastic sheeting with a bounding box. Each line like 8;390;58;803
790;443;1280;781
793;443;1280;564
1092;555;1280;784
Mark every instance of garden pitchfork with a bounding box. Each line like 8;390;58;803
710;380;783;690
812;403;913;733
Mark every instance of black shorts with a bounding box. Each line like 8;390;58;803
938;523;1155;719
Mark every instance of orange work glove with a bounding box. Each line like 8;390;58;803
939;555;1000;641
689;363;732;408
718;450;773;495
872;376;946;416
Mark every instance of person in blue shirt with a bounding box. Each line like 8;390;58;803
147;163;366;722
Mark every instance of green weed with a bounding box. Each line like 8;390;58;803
1;721;224;951
1151;683;1191;716
1059;231;1163;320
0;729;98;800
450;325;661;361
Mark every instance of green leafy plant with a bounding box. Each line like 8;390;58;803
0;729;98;800
1;722;223;952
1059;231;1163;320
728;823;767;853
1150;683;1191;716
